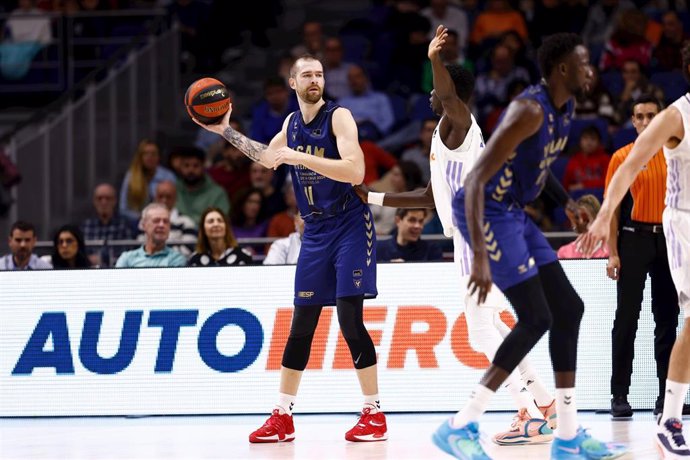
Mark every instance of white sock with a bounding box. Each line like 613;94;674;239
519;364;554;407
276;392;295;415
662;380;689;424
364;394;380;413
452;384;494;428
504;373;542;419
555;388;577;440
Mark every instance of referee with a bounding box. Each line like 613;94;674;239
606;94;680;418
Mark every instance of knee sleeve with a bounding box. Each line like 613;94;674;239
336;295;377;369
281;306;323;371
492;276;552;373
539;261;584;371
465;294;504;361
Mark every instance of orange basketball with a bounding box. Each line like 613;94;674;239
184;77;230;124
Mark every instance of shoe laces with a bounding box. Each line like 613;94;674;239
266;409;287;433
665;419;688;449
510;408;530;429
354;407;373;426
579;427;592;440
579;427;619;453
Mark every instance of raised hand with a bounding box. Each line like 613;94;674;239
428;25;447;60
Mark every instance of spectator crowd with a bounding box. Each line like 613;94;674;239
5;0;690;269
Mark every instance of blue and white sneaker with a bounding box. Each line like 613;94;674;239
432;419;491;460
551;427;627;459
656;416;690;458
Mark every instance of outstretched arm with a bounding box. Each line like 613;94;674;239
429;25;471;147
579;106;683;255
193;106;279;168
464;99;543;304
355;180;435;208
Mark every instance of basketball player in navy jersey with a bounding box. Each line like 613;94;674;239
358;25;568;446
193;55;386;443
432;33;628;459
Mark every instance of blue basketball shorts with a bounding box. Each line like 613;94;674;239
294;202;378;306
453;193;557;291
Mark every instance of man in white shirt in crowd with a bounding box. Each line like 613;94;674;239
263;213;303;265
0;220;52;270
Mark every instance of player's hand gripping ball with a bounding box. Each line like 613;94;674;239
184;77;230;124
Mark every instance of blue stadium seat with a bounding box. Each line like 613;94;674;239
611;127;637;151
650;71;687;105
339;33;370;64
600;70;623;97
387;92;409;131
409;93;435;121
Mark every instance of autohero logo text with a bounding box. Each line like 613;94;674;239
11;306;516;376
12;309;263;375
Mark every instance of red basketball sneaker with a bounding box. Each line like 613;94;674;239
249;409;295;443
345;407;388;442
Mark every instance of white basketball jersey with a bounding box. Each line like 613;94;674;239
430;114;485;277
665;95;690;211
429;114;485;237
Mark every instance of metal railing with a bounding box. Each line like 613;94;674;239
25;231;578;266
0;9;168;95
0;11;180;243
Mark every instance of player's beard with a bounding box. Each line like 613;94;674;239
299;86;322;104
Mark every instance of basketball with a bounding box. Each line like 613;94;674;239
184;77;230;124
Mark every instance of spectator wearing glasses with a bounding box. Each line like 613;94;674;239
48;224;91;269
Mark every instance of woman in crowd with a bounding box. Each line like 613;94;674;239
231;187;268;255
49;224;91;269
187;207;253;267
119;139;177;224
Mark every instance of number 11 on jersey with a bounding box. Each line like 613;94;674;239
304;186;315;205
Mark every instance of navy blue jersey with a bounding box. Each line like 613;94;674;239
484;83;574;207
286;101;355;223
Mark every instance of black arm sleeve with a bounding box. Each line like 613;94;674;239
542;169;570;208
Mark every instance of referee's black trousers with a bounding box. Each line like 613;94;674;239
611;228;679;398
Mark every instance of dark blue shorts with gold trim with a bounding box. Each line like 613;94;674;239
453;191;557;291
294;201;378;306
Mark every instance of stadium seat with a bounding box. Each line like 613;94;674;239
611;127;637;151
650;71;687;105
339;33;370;64
387;92;410;132
600;70;624;98
409;93;435;121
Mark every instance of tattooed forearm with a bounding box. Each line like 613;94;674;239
223;126;268;163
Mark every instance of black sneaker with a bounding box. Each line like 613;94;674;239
655;396;664;416
611;395;633;418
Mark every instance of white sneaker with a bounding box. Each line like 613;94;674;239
656;416;690;459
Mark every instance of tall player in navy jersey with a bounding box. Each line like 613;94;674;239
433;34;628;459
193;55;387;443
358;26;563;446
